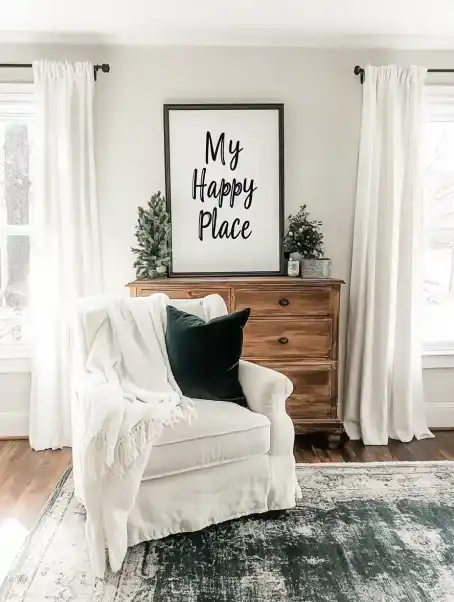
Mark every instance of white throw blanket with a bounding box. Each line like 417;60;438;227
74;293;224;576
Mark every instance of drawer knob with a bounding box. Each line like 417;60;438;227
279;298;290;307
278;337;289;345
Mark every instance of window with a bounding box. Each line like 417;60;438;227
0;85;34;348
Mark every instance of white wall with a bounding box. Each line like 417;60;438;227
0;371;30;437
423;368;454;427
1;44;453;436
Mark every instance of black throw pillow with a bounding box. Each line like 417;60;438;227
165;305;251;406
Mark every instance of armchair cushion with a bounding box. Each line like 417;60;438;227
142;398;270;480
165;305;250;405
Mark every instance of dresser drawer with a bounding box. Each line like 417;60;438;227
243;318;332;360
235;286;332;316
261;362;335;419
135;286;231;308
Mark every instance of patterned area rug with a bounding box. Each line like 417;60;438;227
1;462;454;601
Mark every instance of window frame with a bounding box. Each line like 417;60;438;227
423;86;454;363
0;83;34;359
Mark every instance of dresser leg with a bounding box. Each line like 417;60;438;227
327;433;342;449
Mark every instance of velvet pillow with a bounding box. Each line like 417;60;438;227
165;305;250;406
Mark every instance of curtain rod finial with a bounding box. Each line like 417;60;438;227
354;65;365;83
94;63;110;80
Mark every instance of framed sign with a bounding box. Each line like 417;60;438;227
163;103;284;276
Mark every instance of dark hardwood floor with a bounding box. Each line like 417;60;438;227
0;441;72;585
0;441;71;530
294;431;454;463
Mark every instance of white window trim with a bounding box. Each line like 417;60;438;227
426;85;454;122
0;357;31;373
0;343;31;373
0;343;31;358
423;85;454;364
0;83;34;358
423;343;454;368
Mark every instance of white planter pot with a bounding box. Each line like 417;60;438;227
148;266;167;279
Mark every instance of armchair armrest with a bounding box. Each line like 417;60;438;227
238;360;293;417
239;360;295;457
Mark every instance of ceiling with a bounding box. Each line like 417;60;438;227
2;0;454;47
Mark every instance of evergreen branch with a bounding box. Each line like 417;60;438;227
131;191;171;279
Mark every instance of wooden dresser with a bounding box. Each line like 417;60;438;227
127;277;344;447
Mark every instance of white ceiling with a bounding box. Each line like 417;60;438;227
2;0;454;47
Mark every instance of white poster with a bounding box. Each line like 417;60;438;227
164;104;284;275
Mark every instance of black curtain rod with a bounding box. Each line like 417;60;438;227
0;62;110;81
354;65;454;84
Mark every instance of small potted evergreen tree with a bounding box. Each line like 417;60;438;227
284;205;331;278
132;191;171;279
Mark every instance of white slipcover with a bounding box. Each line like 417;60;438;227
143;398;271;479
72;295;299;571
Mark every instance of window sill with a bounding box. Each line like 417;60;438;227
0;344;31;359
0;346;32;373
423;347;454;369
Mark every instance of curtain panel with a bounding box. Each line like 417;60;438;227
29;61;103;450
344;65;433;445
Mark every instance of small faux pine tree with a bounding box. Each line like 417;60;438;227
132;191;171;279
284;204;324;259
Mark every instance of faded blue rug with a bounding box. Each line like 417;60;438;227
1;462;454;601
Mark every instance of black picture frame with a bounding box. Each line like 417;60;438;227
163;103;285;277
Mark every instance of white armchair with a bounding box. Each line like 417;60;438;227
72;295;298;567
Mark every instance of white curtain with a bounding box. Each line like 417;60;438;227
344;65;433;445
29;61;103;450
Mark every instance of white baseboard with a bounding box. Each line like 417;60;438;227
0;412;29;437
425;403;454;428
